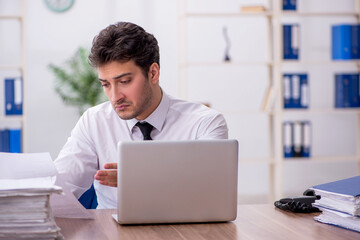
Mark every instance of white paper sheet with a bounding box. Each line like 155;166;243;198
50;173;94;219
0;152;57;179
0;177;59;191
0;152;93;219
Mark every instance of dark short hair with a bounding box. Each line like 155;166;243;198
89;22;160;75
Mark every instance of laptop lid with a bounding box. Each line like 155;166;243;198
114;139;238;224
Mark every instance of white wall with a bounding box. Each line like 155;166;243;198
23;0;178;159
1;0;358;202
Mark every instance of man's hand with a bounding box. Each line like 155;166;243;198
94;163;118;187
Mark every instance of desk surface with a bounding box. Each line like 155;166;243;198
55;204;359;240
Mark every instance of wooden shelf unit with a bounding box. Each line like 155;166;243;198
177;0;360;202
0;0;26;152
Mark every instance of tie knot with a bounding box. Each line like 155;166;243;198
136;122;153;140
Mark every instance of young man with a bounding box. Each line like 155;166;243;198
54;22;228;209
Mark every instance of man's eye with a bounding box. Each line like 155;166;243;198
121;80;131;84
101;83;109;87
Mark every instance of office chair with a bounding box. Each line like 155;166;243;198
78;183;98;209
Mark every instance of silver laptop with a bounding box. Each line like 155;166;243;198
112;139;238;224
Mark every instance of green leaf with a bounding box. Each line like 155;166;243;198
48;47;107;115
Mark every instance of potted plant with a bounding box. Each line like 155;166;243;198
48;47;106;115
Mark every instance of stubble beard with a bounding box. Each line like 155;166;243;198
114;80;153;120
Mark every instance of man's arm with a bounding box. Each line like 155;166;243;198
54;114;99;198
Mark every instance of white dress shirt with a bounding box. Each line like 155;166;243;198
54;92;228;209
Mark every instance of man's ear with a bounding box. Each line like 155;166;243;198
148;63;160;84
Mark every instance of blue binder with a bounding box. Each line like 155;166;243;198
283;24;300;60
299;74;309;108
0;131;2;152
291;75;301;107
1;130;10;153
349;74;360;107
4;78;23;115
301;121;311;158
283;121;293;158
292;121;302;157
283;0;296;10
335;73;360;108
283;73;309;109
283;120;312;158
351;25;360;59
313;176;360;198
313;176;360;232
332;24;360;60
9;129;21;153
283;75;292;108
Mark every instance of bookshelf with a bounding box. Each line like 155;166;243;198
178;0;360;202
0;0;25;153
270;0;360;201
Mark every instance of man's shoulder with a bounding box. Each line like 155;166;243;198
83;101;112;116
168;95;220;116
80;101;115;122
166;94;228;139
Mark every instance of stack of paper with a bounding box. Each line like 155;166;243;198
0;178;63;239
311;176;360;233
0;153;64;240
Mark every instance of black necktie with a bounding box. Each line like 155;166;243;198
136;122;153;140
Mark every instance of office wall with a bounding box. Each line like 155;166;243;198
23;0;178;158
2;0;356;202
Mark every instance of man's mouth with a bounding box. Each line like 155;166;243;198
116;104;129;111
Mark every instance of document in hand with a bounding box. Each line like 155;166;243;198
0;152;64;239
311;175;360;233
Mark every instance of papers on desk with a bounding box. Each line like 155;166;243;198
50;173;94;219
0;177;63;239
0;152;93;219
311;175;360;233
0;152;58;179
0;152;86;239
314;206;360;233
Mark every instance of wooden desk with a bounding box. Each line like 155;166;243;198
55;204;359;240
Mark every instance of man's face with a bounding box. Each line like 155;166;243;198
97;60;154;120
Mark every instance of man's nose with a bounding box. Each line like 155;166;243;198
110;87;125;102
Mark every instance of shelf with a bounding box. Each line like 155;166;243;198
222;108;360;116
280;11;360;17
238;157;271;163
283;156;359;162
0;15;22;20
181;11;360;18
221;110;269;115
179;61;272;68
278;60;360;66
277;108;360;115
0;65;23;71
181;12;273;18
180;60;360;67
178;0;360;203
0;0;25;152
0;116;24;122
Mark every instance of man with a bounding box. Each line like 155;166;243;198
54;22;228;209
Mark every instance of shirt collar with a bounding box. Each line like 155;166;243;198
126;91;170;133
